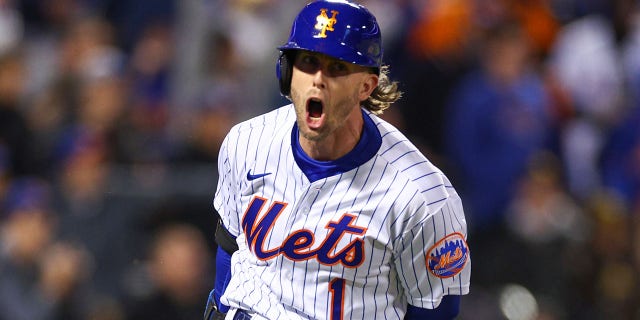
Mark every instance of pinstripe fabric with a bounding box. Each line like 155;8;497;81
213;104;470;320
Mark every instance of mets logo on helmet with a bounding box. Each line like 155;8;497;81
426;232;469;278
314;8;338;38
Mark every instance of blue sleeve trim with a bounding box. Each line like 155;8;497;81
214;246;232;313
405;295;461;320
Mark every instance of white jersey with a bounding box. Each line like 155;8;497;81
213;104;470;320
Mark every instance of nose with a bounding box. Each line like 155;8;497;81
312;69;326;89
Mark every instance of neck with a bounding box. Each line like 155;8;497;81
299;112;363;161
291;109;382;183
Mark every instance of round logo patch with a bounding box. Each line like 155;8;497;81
426;232;469;278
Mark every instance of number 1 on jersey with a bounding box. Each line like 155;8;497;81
329;278;345;320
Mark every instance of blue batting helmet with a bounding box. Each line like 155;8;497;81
277;0;382;96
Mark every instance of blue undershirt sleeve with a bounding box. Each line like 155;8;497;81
214;246;232;313
404;295;461;320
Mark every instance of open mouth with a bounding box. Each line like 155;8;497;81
307;98;323;118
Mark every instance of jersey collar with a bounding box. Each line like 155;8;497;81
292;109;382;183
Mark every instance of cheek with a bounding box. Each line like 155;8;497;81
290;69;307;92
289;87;305;114
289;72;306;105
339;82;363;108
335;76;366;102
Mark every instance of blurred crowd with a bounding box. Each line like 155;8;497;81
0;0;639;319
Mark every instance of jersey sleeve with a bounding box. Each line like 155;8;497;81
394;185;471;309
213;133;242;237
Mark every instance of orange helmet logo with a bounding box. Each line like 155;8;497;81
314;8;339;38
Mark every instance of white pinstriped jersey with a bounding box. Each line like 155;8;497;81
213;104;470;320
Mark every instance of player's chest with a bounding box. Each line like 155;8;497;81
237;173;395;269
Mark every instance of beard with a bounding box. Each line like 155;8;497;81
290;86;361;143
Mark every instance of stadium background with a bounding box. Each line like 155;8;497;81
0;0;639;319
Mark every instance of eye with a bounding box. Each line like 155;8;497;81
328;61;349;76
295;54;320;73
302;55;318;66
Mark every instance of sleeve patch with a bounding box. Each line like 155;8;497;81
426;232;469;278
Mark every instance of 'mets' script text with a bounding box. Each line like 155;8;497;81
242;196;367;268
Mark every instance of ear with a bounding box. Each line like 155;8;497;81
358;73;379;101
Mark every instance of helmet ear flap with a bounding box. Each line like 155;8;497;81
277;51;292;97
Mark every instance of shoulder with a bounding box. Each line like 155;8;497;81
222;105;295;150
368;112;458;215
368;112;443;184
218;104;294;172
229;104;295;135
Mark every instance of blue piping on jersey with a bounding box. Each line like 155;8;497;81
292;109;382;182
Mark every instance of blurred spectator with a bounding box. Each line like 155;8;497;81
224;0;284;69
125;223;212;320
504;152;587;317
25;16;125;175
576;192;639;319
472;0;560;57
0;178;56;320
0;50;40;177
53;130;109;203
621;3;640;102
0;177;92;320
444;21;553;232
77;72;128;157
505;151;586;244
117;23;175;165
406;0;473;61
38;241;93;320
26;79;80;176
394;0;559;157
600;104;640;213
57;16;123;81
18;0;88;100
633;212;640;299
51;129;140;310
392;0;474;155
175;31;242;164
0;146;9;199
505;0;560;59
97;0;176;53
547;13;626;199
18;0;82;34
0;0;23;55
220;0;301;116
177;101;236;164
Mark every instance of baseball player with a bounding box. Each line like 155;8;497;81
204;1;470;319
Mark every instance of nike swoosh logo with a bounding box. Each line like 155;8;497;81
247;170;272;181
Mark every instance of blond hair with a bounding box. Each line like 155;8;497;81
363;65;402;114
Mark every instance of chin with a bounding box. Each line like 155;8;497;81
297;123;326;142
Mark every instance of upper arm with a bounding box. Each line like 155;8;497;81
213;134;242;236
394;195;471;309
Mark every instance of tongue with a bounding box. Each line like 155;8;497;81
308;100;323;118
